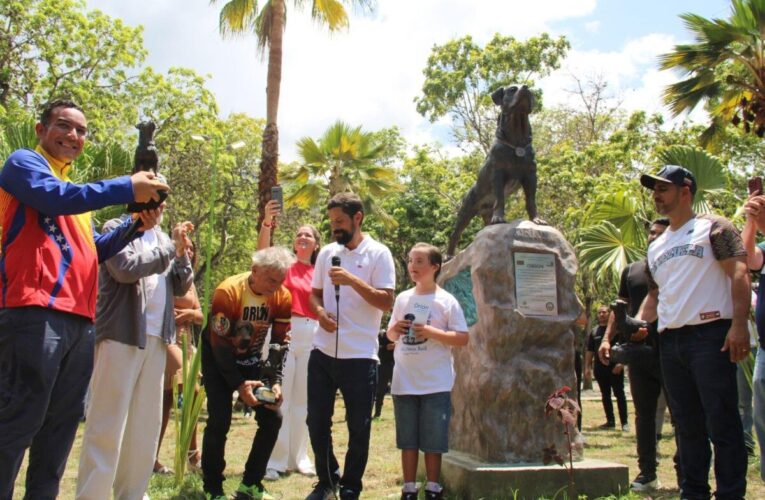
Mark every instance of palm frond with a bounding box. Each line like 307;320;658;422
585;190;647;249
214;0;260;37
656;145;728;213
577;221;645;282
310;0;350;31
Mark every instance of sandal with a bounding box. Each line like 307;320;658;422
153;463;173;475
187;449;202;473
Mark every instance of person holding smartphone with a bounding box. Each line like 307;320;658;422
741;176;765;482
257;194;323;480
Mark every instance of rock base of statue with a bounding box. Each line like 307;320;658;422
437;221;627;497
440;451;629;499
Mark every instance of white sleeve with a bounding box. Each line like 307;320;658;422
370;245;396;290
311;247;328;290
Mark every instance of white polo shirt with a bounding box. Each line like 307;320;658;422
311;236;395;360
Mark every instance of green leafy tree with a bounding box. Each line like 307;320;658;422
0;0;147;141
282;120;402;228
660;0;765;146
415;33;569;153
210;0;374;227
370;145;482;288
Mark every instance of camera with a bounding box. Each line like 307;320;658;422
255;343;288;404
610;300;648;344
608;300;653;364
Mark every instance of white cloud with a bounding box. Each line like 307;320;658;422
84;0;708;161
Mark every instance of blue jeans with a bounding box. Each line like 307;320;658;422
0;307;94;500
660;320;747;500
306;349;376;494
752;347;765;481
393;392;451;453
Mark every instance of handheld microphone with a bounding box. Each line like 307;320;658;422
331;256;341;298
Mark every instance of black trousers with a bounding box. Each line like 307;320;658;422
629;352;663;476
594;362;628;426
201;335;282;495
374;361;393;417
307;349;377;494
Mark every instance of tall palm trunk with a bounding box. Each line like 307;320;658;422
257;0;285;226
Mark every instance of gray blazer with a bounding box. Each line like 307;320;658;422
95;215;194;348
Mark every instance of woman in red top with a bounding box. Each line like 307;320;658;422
258;199;321;479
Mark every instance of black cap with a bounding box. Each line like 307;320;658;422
640;165;697;195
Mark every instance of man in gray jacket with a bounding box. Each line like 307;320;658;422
76;205;194;500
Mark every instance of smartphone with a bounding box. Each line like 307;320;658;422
749;176;763;196
270;185;283;210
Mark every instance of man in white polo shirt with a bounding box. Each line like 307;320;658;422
638;165;749;500
305;192;395;500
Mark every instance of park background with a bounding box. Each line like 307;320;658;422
5;0;765;498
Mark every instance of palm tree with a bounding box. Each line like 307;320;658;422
660;0;765;146
577;145;728;283
282;120;402;227
210;0;374;224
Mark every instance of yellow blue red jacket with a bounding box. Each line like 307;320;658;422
0;146;136;320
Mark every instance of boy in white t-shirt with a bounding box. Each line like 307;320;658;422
387;243;468;500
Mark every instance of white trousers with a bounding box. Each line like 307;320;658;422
267;316;316;473
76;336;166;500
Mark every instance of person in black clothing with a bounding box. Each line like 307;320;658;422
599;218;669;492
374;329;395;418
585;305;628;430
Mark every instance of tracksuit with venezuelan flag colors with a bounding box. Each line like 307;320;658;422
0;146;137;500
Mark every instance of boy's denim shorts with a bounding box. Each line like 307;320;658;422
392;391;452;453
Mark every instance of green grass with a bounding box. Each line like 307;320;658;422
14;397;765;499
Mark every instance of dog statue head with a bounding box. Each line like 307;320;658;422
491;85;535;114
491;85;535;146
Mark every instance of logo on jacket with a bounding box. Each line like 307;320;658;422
211;313;231;337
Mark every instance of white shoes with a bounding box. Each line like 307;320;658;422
264;468;281;481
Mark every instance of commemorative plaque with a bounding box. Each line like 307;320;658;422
514;252;557;316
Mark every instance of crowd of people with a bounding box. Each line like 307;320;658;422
0;100;469;500
1;99;764;500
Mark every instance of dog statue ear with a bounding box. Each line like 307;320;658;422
491;87;505;106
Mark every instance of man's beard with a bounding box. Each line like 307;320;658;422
334;228;353;246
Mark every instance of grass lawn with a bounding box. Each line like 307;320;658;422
14;396;765;499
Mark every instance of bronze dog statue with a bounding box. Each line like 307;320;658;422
446;85;542;257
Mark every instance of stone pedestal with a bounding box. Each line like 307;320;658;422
441;451;629;500
436;221;630;497
439;221;583;463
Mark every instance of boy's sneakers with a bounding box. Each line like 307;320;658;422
305;481;338;500
630;473;659;491
234;482;275;500
425;489;445;500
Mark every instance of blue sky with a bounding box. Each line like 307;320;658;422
565;1;729;52
84;0;731;160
